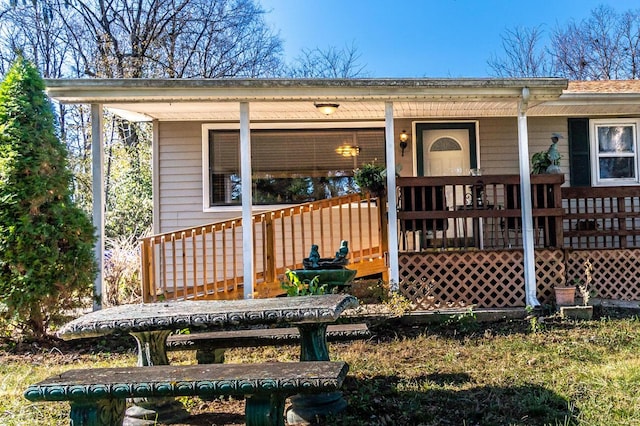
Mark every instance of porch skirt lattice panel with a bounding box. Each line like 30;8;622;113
566;249;640;301
536;249;565;305
398;250;564;310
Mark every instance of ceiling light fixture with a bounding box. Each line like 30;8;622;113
314;102;340;115
335;144;360;157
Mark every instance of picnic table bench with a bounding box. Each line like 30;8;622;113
24;361;349;426
166;322;371;363
48;294;358;424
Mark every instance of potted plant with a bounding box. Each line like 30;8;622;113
531;150;551;174
558;259;595;320
554;281;576;306
354;162;386;197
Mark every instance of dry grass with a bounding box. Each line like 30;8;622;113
2;307;640;425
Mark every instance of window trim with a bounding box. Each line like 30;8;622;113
201;121;384;212
590;118;640;186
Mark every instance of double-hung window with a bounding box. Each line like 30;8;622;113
590;119;640;186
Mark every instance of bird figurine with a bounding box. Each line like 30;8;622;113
546;133;563;174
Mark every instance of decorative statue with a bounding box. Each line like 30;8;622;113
335;240;349;260
302;241;349;269
546;133;563;174
308;244;320;269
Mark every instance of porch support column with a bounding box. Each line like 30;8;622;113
385;102;400;289
152;119;160;234
240;102;255;298
91;104;104;311
517;88;540;307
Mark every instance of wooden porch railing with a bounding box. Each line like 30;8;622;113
139;194;386;302
562;186;640;249
396;174;565;250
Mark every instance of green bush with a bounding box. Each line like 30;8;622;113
281;269;327;296
0;57;97;337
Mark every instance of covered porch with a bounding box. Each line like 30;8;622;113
43;77;640;310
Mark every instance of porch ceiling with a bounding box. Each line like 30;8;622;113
105;100;535;121
97;99;640;122
45;78;569;122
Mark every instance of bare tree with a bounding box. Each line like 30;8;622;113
156;0;283;78
490;4;640;80
488;5;640;80
288;42;367;78
488;25;552;77
0;0;70;77
48;0;283;79
551;5;624;80
549;20;594;80
0;0;285;238
619;9;640;79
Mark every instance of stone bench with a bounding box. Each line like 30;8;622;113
24;361;349;426
166;322;370;363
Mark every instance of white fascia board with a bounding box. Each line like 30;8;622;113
45;78;567;104
552;93;640;105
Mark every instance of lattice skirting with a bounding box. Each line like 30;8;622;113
566;249;640;301
398;249;566;310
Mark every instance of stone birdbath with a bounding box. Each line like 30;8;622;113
293;241;357;293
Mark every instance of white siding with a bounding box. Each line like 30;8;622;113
158;121;235;232
478;117;569;183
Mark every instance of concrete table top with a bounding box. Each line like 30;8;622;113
57;294;358;340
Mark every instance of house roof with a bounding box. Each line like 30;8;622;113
43;77;640;122
530;80;640;117
566;80;640;93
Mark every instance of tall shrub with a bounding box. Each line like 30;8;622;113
0;57;96;337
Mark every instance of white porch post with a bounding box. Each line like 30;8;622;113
385;102;400;289
517;88;540;307
91;104;104;311
152;120;160;234
240;102;255;298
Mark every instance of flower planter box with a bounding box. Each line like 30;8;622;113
560;305;593;320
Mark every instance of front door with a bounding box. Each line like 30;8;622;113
415;122;478;177
420;129;471;177
415;123;479;245
417;124;477;209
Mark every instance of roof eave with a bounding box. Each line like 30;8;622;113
44;78;569;104
553;92;640;105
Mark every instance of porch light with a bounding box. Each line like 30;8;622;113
399;130;409;156
314;102;339;115
335;144;360;157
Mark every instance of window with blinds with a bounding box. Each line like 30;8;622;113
209;128;385;206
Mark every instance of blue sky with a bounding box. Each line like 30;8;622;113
260;0;640;77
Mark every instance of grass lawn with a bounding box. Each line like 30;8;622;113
2;307;640;425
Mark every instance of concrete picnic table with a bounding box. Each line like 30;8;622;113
56;294;358;425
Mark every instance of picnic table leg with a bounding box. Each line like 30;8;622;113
124;330;189;425
287;323;348;424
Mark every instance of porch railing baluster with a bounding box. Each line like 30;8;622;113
139;194;385;302
397;174;565;252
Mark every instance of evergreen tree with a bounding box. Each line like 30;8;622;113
0;57;96;337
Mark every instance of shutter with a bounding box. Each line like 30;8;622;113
568;118;591;187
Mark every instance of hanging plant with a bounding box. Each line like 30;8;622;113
354;162;386;196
